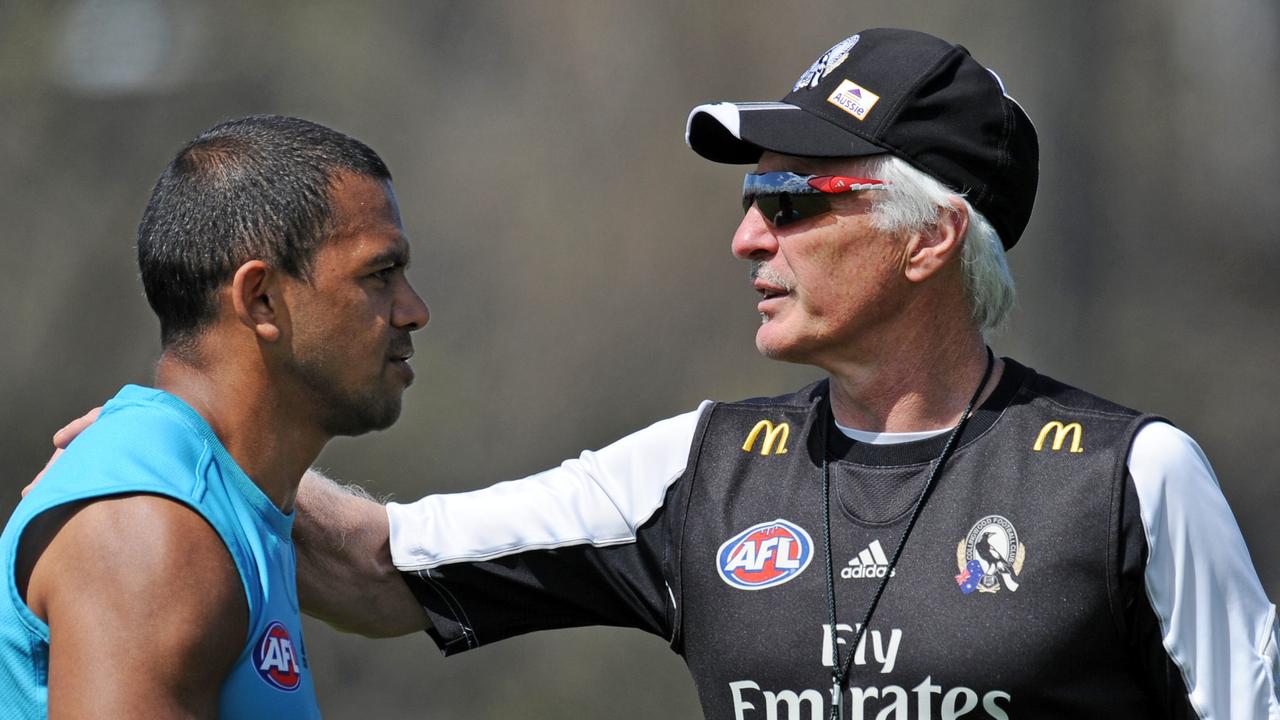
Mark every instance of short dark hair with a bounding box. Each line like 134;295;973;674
137;115;391;352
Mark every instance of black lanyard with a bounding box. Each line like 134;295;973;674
822;348;994;720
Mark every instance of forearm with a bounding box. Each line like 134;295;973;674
293;469;427;637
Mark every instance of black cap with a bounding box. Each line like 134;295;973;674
686;28;1038;249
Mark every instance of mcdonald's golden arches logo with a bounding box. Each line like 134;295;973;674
743;420;790;456
1033;421;1084;453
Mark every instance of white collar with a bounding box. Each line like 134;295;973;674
834;421;950;445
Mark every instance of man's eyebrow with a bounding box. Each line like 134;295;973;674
365;242;411;269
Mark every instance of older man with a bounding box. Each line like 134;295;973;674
2;116;429;718
292;29;1276;719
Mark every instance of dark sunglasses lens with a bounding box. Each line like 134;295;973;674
786;194;831;225
751;192;831;227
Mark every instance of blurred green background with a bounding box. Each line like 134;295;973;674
2;1;1277;717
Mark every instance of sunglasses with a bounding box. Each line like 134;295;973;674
742;172;888;227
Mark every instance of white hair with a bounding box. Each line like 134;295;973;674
849;155;1016;332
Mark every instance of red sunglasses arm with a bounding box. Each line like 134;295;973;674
806;175;887;193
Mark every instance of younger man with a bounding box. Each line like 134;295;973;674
0;115;428;718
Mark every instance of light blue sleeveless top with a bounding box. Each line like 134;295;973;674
0;385;321;718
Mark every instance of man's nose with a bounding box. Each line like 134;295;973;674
394;281;430;331
731;205;780;261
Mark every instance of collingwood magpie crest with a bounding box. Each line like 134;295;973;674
955;515;1026;594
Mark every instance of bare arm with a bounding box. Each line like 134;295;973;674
20;494;246;719
293;469;428;637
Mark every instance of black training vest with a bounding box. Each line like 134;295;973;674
666;359;1162;720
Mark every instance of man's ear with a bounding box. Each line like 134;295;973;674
903;199;969;283
231;261;283;343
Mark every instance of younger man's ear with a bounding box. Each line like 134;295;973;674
230;261;283;343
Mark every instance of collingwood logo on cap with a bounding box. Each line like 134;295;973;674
792;34;860;92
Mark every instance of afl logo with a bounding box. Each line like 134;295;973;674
717;519;814;590
254;621;302;691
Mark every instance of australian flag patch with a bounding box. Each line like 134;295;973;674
955;559;985;594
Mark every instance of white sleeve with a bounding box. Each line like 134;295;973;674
386;402;711;572
1128;421;1280;719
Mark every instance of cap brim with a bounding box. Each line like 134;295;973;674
686;102;888;164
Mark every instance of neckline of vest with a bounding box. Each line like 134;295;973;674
814;357;1029;468
113;384;296;539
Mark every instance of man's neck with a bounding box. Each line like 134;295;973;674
155;355;326;513
822;325;1000;434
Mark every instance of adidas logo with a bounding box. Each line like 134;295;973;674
840;540;896;579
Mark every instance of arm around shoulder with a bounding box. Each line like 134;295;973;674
296;405;708;639
292;469;427;637
22;494;246;720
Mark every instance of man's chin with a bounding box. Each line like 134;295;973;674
755;327;805;364
752;326;824;366
324;397;403;437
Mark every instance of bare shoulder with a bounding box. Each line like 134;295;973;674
23;493;247;719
